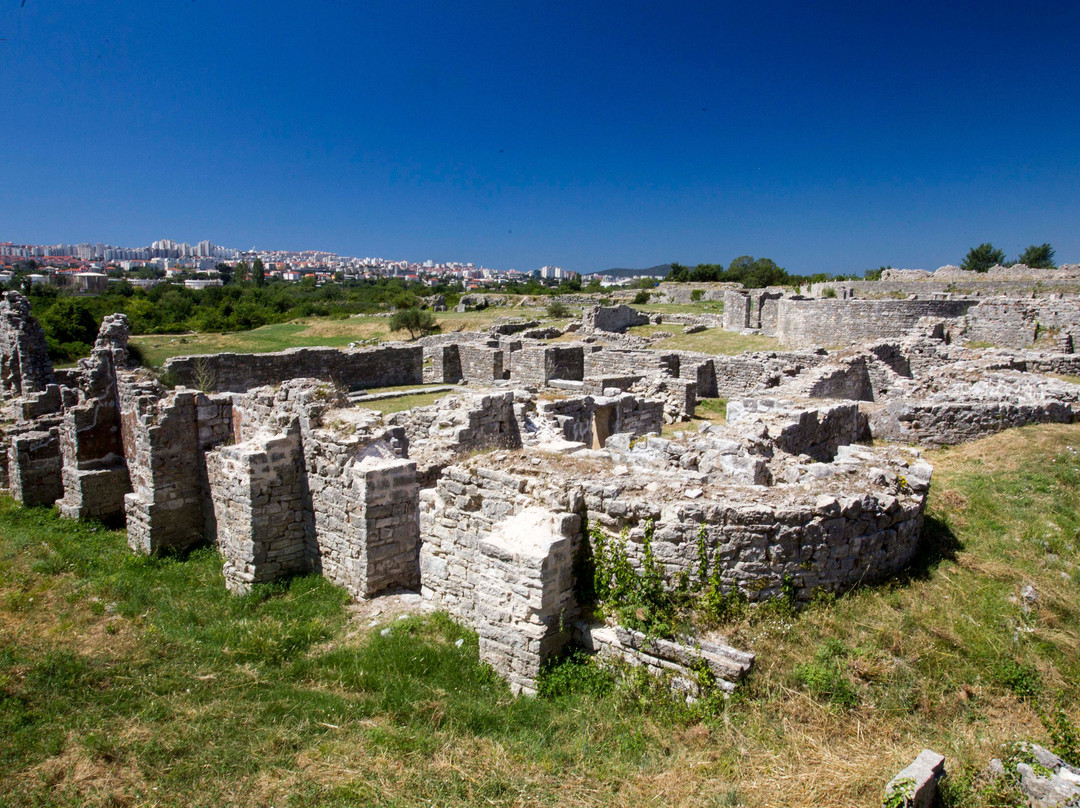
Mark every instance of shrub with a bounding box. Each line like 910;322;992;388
546;301;569;319
632;290;650;305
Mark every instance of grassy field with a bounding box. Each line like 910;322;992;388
627;323;782;354
131;308;536;368
2;422;1080;805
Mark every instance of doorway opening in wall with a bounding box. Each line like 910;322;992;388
591;405;615;449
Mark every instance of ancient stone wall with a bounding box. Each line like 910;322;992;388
161;345;424;393
420;469;581;695
583;304;649;332
458;344;506;382
304;437;420;598
961;298;1080;348
0;291;55;397
8;429;63;506
773;299;978;347
207;428;310;592
510;345;585;385
580;468;926;602
583;349;678;380
710;352;828;398
55;350;131;522
726;399;869;462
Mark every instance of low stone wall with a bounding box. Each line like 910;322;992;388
580;476;927;602
870;381;1080;447
711;352;828;398
162;345;424;393
583;349;678;380
536;393;664;447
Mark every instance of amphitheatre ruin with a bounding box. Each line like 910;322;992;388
2;262;1080;702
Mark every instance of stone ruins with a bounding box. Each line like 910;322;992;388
2;282;1079;695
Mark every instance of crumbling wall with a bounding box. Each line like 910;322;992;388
710;352;828;398
534;393;663;447
0;291;55;397
8;428;63;506
161;344;424;393
55;349;131;522
420;469;581;694
580;472;927;602
583;349;678;380
123;388;234;555
458;344;506;382
583;304;649;333
870;375;1080;447
726;399;870;461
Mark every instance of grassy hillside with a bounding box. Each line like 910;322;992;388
1;423;1079;806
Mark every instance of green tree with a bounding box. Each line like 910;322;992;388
234;261;250;283
666;262;689;282
389;307;439;340
961;243;1006;273
1018;243;1056;269
215;262;234;285
252;258;266;287
584;277;603;293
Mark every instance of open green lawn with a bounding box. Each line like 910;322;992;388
3;423;1080;806
132;308;535;368
627;323;782;354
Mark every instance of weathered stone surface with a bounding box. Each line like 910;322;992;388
884;749;945;808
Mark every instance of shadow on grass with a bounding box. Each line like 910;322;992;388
903;513;963;581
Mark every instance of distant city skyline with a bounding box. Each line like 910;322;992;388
2;1;1078;275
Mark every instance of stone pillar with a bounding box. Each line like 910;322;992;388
473;507;580;695
56;351;131;522
207;430;310;592
722;291;751;331
123;390;205;555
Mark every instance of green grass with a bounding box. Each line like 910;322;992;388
3;423;1080;806
0;500;734;808
661;398;727;437
356;391;456;414
626;323;781;354
132;308;516;368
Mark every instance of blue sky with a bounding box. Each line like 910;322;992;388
2;0;1078;275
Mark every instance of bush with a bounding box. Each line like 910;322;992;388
632;291;650;304
546;301;569;319
821;286;837;298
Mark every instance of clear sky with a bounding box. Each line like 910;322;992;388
2;0;1078;275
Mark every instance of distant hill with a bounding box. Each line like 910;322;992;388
585;264;672;278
